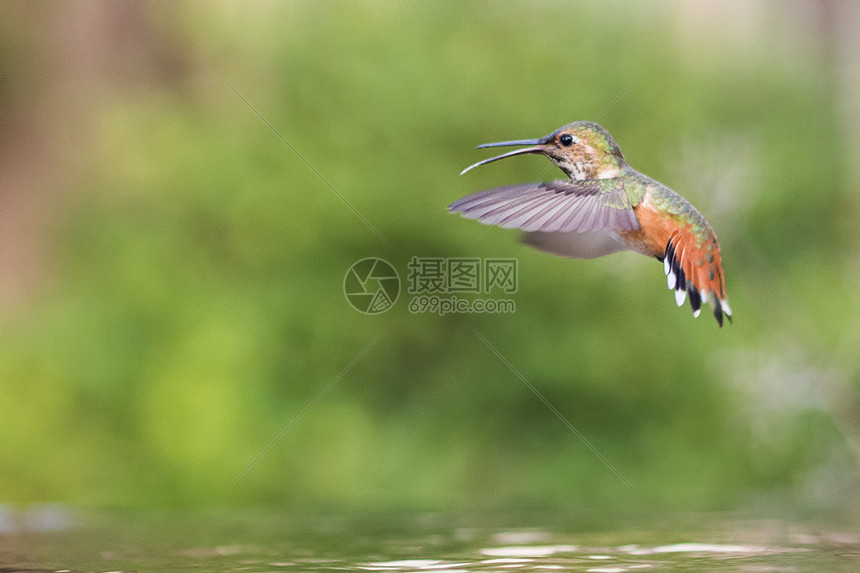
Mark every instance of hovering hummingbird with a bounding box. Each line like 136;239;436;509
449;121;732;326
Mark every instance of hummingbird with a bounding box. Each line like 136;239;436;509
449;121;732;326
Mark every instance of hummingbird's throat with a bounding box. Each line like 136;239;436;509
558;158;621;180
552;143;623;180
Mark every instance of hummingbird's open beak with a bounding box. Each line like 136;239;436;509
459;138;545;175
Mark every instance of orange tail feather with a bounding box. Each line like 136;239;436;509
663;230;731;326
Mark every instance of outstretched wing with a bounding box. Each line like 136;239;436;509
448;179;640;233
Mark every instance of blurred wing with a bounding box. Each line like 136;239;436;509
522;230;629;259
448;179;640;233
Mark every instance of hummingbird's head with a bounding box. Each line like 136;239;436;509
460;121;626;180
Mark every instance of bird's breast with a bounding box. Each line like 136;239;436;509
618;202;675;258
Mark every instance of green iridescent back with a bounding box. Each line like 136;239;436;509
623;169;714;247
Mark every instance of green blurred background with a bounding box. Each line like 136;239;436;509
1;1;858;516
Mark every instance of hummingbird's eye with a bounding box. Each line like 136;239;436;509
559;133;574;147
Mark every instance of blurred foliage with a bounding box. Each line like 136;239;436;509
0;1;858;514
